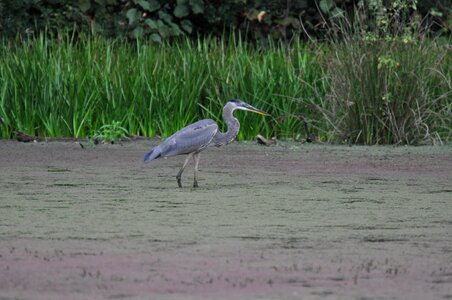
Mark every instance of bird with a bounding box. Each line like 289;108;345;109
143;99;271;188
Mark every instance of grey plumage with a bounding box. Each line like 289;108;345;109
144;120;217;162
144;99;270;188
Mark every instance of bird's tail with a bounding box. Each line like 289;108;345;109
143;147;162;163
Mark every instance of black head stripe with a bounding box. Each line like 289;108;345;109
229;99;243;105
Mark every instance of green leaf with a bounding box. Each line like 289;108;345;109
319;0;334;14
181;19;192;34
168;22;182;36
189;0;204;14
158;11;173;24
174;4;189;18
78;0;91;12
138;0;160;12
145;18;158;30
157;20;171;37
126;8;140;24
138;0;150;10
150;33;162;43
132;26;143;39
430;8;443;17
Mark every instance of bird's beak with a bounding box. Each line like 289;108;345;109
243;104;271;117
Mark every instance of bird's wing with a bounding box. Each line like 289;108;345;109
160;119;218;157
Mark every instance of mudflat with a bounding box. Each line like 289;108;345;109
0;140;451;300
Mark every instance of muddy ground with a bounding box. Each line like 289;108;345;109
0;139;451;300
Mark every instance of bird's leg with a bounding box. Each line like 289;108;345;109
176;153;193;188
193;153;200;188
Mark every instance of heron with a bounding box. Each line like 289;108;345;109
143;99;271;188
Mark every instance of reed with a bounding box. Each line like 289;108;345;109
0;33;449;144
316;2;452;145
322;39;451;144
0;34;323;140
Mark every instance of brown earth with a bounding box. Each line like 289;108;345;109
0;139;451;299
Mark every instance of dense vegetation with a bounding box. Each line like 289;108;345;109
1;34;449;144
0;0;450;144
1;0;451;42
0;36;318;140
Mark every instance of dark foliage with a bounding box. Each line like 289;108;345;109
0;0;450;41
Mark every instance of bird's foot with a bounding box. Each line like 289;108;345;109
193;180;199;188
176;177;182;188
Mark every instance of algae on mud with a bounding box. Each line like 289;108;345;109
0;140;451;299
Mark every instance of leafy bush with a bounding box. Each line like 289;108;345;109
1;0;450;42
0;1;450;145
315;0;452;144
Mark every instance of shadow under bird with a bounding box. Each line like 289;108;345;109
144;99;271;188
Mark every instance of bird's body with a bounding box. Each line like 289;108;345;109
144;119;218;162
144;99;270;187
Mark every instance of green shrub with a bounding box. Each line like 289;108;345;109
321;40;450;144
1;0;450;42
316;0;452;144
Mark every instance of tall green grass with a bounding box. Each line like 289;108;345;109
0;33;449;144
312;2;452;145
0;34;324;140
321;39;451;144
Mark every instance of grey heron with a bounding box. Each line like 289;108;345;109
144;99;271;188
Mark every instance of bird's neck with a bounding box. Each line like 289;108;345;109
213;105;240;146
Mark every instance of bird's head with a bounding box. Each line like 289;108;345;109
228;99;271;117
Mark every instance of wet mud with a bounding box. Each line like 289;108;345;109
0;140;451;299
